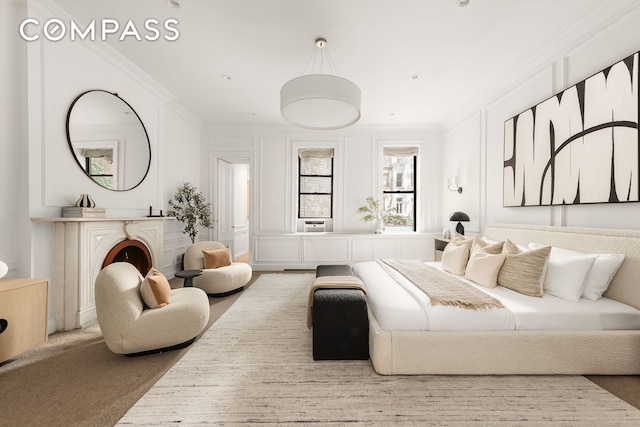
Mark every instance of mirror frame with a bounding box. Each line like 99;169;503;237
65;89;152;192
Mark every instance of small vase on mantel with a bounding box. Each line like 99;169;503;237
374;220;384;234
75;194;96;208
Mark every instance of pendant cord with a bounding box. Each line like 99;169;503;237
300;39;340;76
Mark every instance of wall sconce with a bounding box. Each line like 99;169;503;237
447;176;463;194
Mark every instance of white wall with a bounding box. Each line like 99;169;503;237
444;3;640;232
7;0;202;331
27;16;167;219
442;112;482;235
163;103;203;274
0;0;29;279
201;125;444;265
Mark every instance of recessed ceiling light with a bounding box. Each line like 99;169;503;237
458;0;470;7
222;75;232;81
388;113;395;117
410;74;419;80
166;0;181;8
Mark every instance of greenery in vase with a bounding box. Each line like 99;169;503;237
167;182;214;243
356;196;403;233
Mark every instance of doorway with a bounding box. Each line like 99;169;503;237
216;157;251;263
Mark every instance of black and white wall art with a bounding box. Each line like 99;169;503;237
503;51;639;207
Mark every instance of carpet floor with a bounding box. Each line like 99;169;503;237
0;273;259;427
118;273;640;426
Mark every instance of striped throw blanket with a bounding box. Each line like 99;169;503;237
380;259;504;310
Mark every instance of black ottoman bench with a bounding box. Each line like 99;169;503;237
311;265;369;360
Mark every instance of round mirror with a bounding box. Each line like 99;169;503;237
66;90;151;191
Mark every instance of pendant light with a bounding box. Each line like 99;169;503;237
280;38;361;130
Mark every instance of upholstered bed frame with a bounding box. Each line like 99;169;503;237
368;223;640;375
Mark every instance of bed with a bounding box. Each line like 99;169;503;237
353;223;640;375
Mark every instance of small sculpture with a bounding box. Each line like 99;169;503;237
75;194;96;208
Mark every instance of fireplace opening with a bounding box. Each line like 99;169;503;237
102;239;152;276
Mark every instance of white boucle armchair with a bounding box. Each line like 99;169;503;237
94;262;210;355
184;241;252;296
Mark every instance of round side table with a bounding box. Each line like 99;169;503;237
175;270;202;288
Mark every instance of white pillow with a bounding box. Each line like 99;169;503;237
464;248;506;288
544;253;596;302
582;253;624;300
441;242;470;276
529;243;624;301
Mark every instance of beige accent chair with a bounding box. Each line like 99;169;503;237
184;241;252;296
95;262;210;355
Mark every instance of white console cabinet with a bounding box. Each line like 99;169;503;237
303;236;350;262
254;236;301;263
253;233;434;269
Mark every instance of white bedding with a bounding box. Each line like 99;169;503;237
353;260;640;332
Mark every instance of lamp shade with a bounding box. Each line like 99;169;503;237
280;74;361;130
449;211;470;222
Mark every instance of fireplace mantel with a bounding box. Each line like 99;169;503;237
32;217;172;330
32;217;174;223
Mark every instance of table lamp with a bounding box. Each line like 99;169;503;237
449;211;470;235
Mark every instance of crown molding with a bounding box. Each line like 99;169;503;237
165;100;203;130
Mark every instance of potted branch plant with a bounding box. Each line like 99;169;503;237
356;196;403;234
167;182;214;243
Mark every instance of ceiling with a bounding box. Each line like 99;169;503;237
52;0;614;128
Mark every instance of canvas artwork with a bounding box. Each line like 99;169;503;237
503;51;639;207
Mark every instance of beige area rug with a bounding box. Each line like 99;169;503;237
118;273;640;426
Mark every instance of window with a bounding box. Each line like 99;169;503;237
395;173;403;188
83;148;115;190
298;148;334;219
382;147;417;232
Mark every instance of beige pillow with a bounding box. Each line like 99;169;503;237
441;238;472;275
140;268;171;308
497;240;550;297
451;232;472;245
471;236;504;255
464;247;506;288
203;247;232;269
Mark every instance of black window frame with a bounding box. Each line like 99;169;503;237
383;153;417;232
298;155;334;219
85;157;114;182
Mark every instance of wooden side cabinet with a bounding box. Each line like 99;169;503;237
0;278;48;363
434;238;450;262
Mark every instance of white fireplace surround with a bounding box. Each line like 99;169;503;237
33;217;165;331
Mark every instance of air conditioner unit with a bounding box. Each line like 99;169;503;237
303;220;326;232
